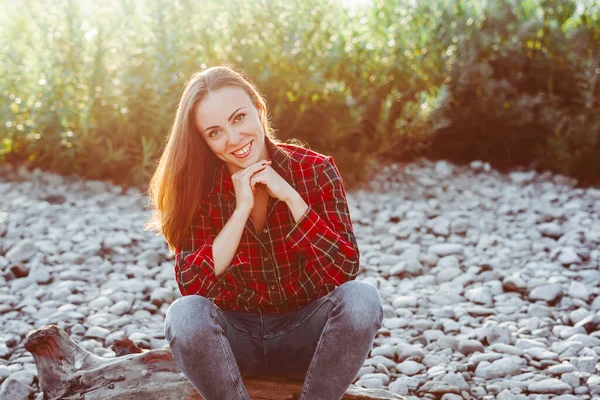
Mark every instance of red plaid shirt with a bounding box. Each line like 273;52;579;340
173;137;359;314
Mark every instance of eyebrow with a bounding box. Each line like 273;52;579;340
203;107;245;133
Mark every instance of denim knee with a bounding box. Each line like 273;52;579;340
164;295;214;344
332;280;384;331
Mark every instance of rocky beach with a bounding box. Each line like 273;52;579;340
0;159;599;400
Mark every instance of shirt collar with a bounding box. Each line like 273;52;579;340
211;135;292;200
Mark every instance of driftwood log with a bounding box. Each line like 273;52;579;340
24;325;405;400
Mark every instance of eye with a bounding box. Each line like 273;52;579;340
208;129;222;138
233;113;246;124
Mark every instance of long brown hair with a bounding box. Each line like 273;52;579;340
143;65;283;255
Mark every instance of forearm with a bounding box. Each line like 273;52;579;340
285;204;360;283
286;192;309;223
212;208;250;276
283;166;360;285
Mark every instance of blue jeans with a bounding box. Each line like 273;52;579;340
164;280;384;400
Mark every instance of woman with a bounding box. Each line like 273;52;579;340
144;65;383;400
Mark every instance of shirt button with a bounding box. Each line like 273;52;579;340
263;228;268;234
263;256;269;261
270;285;276;290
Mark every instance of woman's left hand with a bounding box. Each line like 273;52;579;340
250;164;297;203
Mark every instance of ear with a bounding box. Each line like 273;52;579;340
254;101;264;116
255;103;267;124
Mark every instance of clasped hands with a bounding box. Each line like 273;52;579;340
231;159;299;212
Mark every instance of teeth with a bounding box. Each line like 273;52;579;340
234;143;251;156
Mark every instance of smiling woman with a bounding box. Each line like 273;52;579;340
195;86;270;175
144;65;383;400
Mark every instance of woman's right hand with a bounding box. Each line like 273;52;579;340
232;160;271;215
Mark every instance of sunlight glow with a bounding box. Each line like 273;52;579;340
340;0;372;9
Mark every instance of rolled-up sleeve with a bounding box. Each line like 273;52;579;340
285;156;359;287
174;207;249;298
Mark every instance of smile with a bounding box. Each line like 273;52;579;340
232;141;252;158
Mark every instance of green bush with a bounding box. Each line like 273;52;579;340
1;0;599;189
429;0;600;182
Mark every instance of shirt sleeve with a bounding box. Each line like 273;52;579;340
284;155;360;287
174;206;249;298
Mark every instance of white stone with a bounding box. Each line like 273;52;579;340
557;247;581;265
524;347;559;361
6;239;37;263
529;283;563;302
5;155;600;400
528;378;572;394
391;295;418;308
437;267;462;283
388;379;409;395
85;326;111;340
465;287;493;305
538;223;563;239
509;171;536;184
396;360;424;376
429;244;464;257
568;281;590;301
103;232;132;247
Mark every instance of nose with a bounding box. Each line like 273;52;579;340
225;125;245;147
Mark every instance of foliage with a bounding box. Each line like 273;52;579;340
0;0;599;189
429;0;600;181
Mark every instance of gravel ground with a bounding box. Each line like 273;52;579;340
0;159;599;400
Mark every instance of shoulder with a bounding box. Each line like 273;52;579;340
275;142;344;192
277;142;333;170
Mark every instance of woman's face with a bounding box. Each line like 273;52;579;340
194;86;269;175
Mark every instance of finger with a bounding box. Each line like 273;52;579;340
243;162;269;177
253;166;270;180
250;173;268;193
255;160;271;168
234;164;266;182
250;174;258;190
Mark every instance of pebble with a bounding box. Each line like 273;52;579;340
396;361;424;376
489;343;523;356
547;363;576;375
485;324;512;345
458;339;484;355
528;378;573;394
5;240;37;264
529;283;563;303
356;377;384;389
2;160;599;399
524;347;559;361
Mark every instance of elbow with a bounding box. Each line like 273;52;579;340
176;280;190;297
175;261;201;297
341;240;360;278
343;236;359;263
349;249;360;278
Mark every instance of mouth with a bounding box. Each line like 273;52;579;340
231;141;252;158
